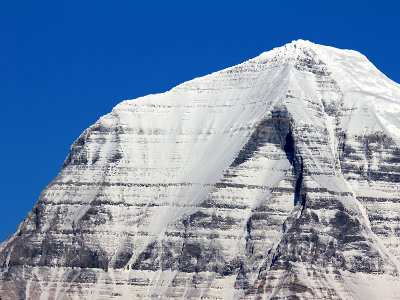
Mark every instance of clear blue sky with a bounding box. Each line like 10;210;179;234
1;1;399;242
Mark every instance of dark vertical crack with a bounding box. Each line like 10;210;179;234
34;206;41;230
284;132;294;164
294;162;304;206
246;218;252;236
282;128;304;207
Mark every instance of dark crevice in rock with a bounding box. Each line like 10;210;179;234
281;127;304;208
284;132;295;164
246;218;252;236
245;218;254;255
34;205;41;230
337;131;347;164
294;162;304;207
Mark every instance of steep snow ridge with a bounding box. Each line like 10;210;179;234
315;41;400;142
1;40;400;299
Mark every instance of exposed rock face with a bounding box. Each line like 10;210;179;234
1;40;400;299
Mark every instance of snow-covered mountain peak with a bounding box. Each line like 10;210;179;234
1;42;400;300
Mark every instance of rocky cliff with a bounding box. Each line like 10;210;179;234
1;40;400;299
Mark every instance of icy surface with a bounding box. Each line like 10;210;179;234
1;40;400;299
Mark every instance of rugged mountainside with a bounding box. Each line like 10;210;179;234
1;40;400;299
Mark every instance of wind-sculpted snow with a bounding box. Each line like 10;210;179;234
1;40;400;299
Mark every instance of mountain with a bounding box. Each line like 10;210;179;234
1;40;400;300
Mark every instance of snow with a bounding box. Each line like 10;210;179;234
2;40;400;299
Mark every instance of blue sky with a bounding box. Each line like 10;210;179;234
1;1;399;242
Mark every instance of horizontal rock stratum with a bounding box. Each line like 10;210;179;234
1;40;400;299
